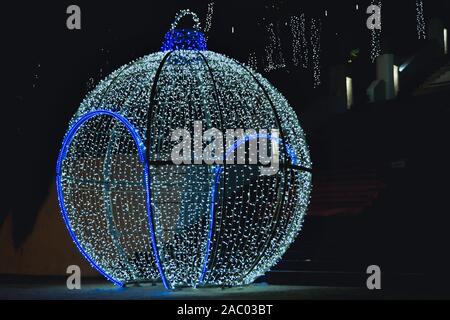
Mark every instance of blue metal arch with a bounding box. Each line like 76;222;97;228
56;110;167;288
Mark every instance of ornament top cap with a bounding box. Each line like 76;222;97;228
161;9;207;52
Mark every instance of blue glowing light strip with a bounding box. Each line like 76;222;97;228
198;133;298;284
56;110;167;288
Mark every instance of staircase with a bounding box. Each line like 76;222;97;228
415;60;450;96
263;167;386;286
308;167;385;217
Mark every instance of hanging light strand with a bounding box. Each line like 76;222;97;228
264;22;286;72
290;14;308;68
204;1;215;38
416;0;426;40
369;0;382;63
310;18;322;88
247;51;258;71
291;15;300;67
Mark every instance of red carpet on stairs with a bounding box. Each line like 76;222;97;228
308;168;385;217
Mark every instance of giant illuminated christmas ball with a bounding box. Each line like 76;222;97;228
56;10;312;289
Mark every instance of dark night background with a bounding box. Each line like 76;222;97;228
2;0;450;296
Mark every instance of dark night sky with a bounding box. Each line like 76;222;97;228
2;0;449;246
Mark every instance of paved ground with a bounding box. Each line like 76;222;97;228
0;277;442;300
0;282;367;300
